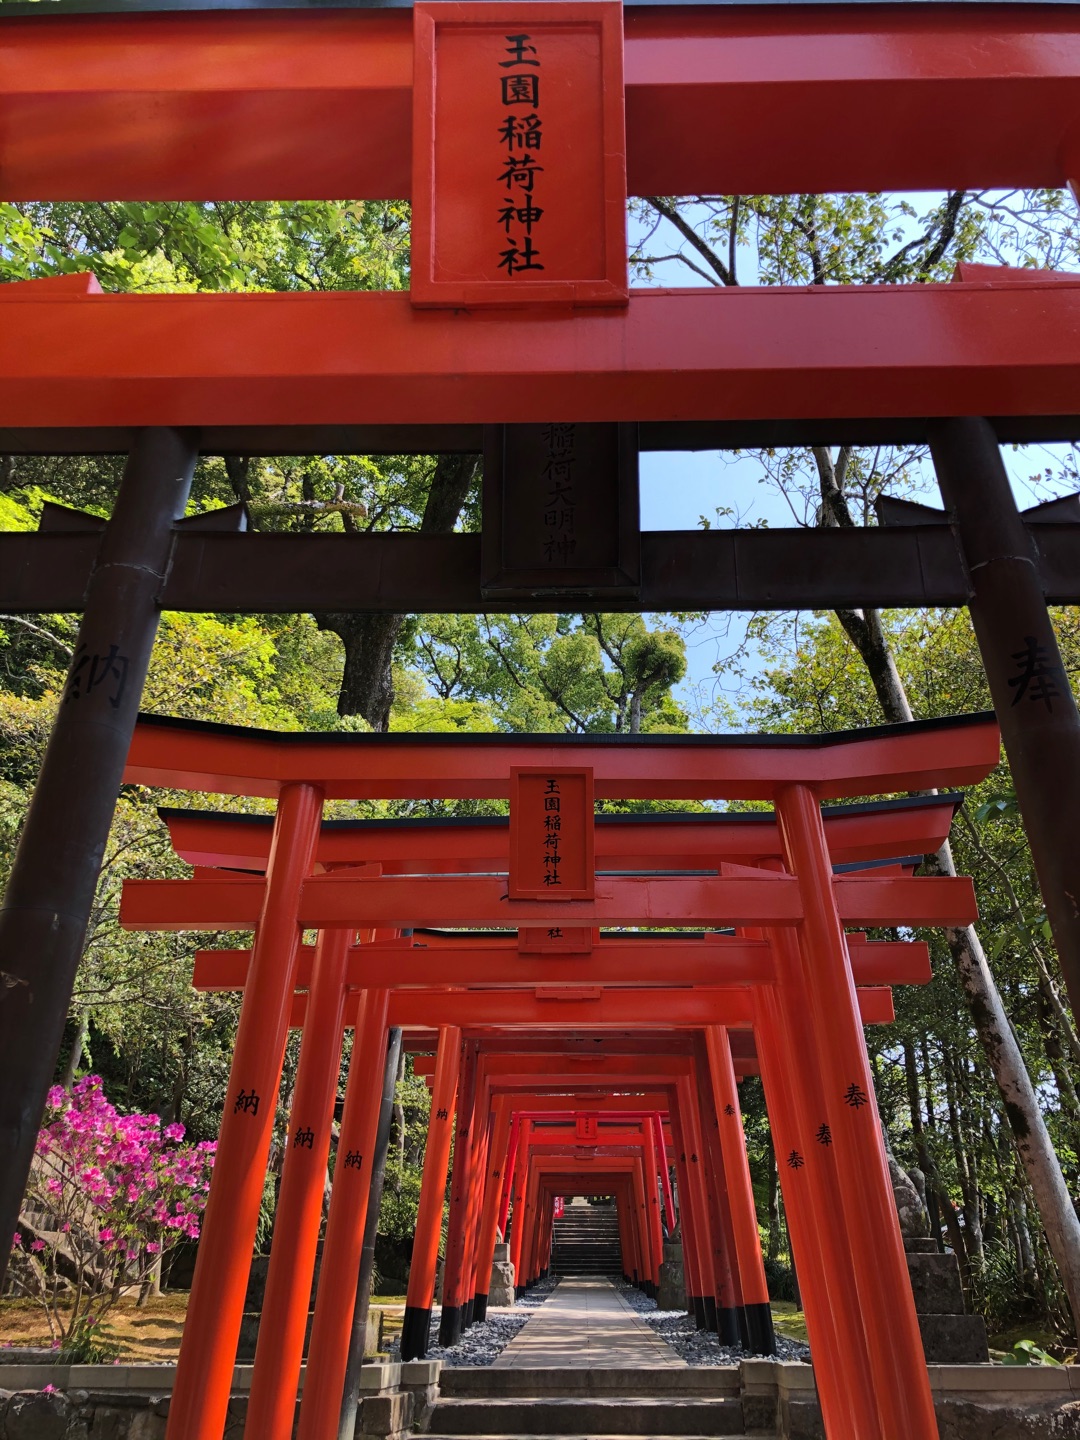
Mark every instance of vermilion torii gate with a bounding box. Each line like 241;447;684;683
108;710;997;1440
6;0;1080;1353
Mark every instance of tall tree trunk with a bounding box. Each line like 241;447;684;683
60;1009;89;1091
903;1039;944;1250
813;447;1080;1331
765;1130;781;1262
943;1051;983;1268
316;455;479;729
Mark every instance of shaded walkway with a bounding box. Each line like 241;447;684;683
493;1278;685;1369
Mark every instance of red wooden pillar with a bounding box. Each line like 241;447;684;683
526;1177;546;1286
615;1190;632;1281
297;987;391;1440
668;1097;705;1323
641;1118;665;1296
520;1162;541;1287
473;1103;513;1320
440;1041;478;1345
694;1060;744;1345
541;1194;555;1276
509;1120;532;1298
653;1114;676;1232
627;1176;647;1289
166;781;323;1440
630;1159;654;1291
682;1070;736;1336
777;782;938;1439
246;927;352;1440
754;985;876;1439
705;1026;776;1356
460;1103;492;1326
401;1026;461;1361
675;1078;716;1329
499;1115;522;1238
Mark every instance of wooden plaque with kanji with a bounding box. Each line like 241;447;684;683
412;2;628;308
509;766;595;900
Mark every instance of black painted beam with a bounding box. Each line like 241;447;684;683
2;523;1080;614
3;415;1080;457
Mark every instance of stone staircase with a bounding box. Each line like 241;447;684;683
550;1203;622;1277
422;1366;749;1438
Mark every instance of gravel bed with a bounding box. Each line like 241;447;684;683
383;1275;559;1368
615;1279;811;1366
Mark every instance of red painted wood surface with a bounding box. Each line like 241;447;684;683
120;870;978;930
161;794;963;871
188;936;930;991
122;713;1000;799
3;280;1080;429
3;7;1079;199
411;2;627;306
509;766;595;900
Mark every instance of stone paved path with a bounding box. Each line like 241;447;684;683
492;1278;686;1369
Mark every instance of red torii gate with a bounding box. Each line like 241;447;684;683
7;24;1080;1425
113;710;997;1440
446;1071;757;1338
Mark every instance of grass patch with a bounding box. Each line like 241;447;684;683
770;1300;808;1345
1;1295;408;1364
0;1294;189;1363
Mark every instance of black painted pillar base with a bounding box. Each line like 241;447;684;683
692;1295;709;1330
704;1296;719;1334
474;1293;489;1323
514;1284;524;1300
463;1297;475;1329
400;1306;432;1362
744;1300;777;1356
438;1303;463;1348
718;1304;741;1346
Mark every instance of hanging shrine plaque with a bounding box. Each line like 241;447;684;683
483;422;640;597
509;766;595;901
412;1;628;307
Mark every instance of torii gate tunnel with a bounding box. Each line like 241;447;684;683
108;711;993;1440
0;0;1079;1436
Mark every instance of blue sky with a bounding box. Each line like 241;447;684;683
627;194;1080;728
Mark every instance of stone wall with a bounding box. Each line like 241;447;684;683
0;1360;441;1440
741;1359;1080;1438
4;1359;1080;1439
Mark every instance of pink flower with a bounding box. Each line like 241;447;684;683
163;1123;185;1142
46;1178;62;1196
98;1227;115;1244
30;1239;45;1253
41;1383;58;1394
145;1241;160;1254
11;1232;21;1247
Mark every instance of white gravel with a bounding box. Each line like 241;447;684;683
614;1278;811;1366
383;1275;559;1367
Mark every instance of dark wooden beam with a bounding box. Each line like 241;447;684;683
3;416;1080;456
2;522;1079;614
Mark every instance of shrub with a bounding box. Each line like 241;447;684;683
14;1075;215;1355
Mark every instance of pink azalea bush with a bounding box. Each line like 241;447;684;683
14;1075;215;1358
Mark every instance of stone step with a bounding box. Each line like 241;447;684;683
425;1434;754;1439
551;1250;621;1259
440;1367;740;1398
427;1398;746;1436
